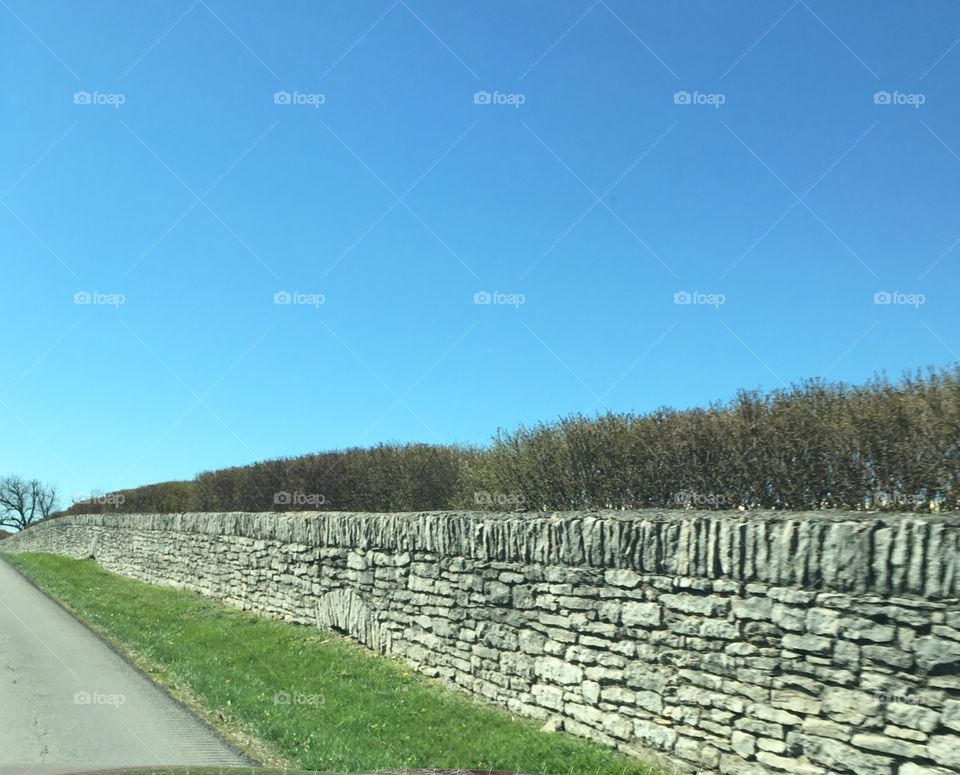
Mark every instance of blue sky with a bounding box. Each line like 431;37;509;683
2;1;959;504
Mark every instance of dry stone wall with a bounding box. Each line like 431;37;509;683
3;510;960;775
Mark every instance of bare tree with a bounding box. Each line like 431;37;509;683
32;479;59;518
0;476;59;531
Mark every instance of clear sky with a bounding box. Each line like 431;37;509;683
2;1;958;504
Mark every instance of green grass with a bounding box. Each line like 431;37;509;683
2;553;664;775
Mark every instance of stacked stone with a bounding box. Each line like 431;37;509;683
4;510;959;774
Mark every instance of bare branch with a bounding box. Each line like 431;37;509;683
0;476;58;530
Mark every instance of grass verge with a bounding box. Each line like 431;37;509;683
2;553;666;775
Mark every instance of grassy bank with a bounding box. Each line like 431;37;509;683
2;553;663;775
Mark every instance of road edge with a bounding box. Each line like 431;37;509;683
0;554;267;769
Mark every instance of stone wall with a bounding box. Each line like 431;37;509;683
3;510;960;775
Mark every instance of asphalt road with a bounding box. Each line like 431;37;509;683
0;558;251;775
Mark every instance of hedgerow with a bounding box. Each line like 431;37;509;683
60;366;960;515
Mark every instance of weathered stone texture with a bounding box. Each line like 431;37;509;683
3;509;959;774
